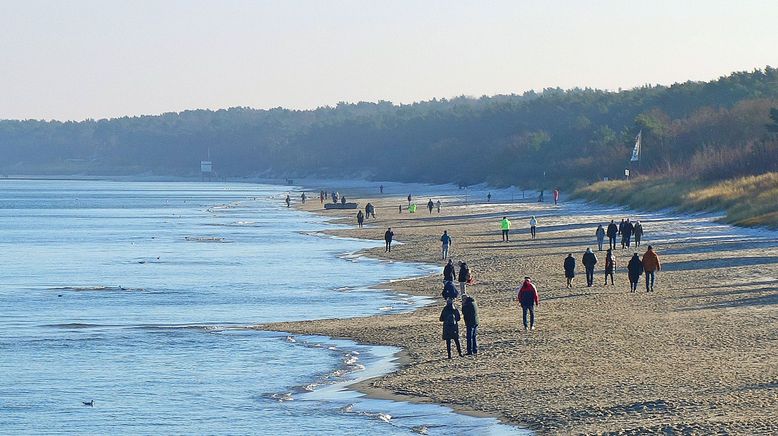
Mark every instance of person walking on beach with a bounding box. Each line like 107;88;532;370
427;199;434;214
462;295;478;355
633;221;644;247
443;259;457;282
285;195;291;208
365;203;375;219
641;245;661;292
300;192;306;204
457;261;471;296
538;190;544;202
607;220;619;250
500;216;511;242
604;248;616;285
356;210;364;228
320;191;324;204
440;230;452;260
582;248;598;287
407;194;412;206
436;200;441;213
439;300;463;359
517;277;539;331
622;219;634;248
564;253;576;288
399;205;402;214
596;224;606;251
341;196;347;205
627;253;643;292
442;280;459;301
553;188;560;205
380;185;384;194
384;228;394;252
443;259;456;282
487;192;491;202
529;215;538;240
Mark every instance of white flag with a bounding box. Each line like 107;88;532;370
630;130;641;162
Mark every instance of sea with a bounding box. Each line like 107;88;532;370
0;179;524;435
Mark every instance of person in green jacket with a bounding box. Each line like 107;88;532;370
500;216;511;242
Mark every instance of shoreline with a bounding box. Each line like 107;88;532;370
259;182;778;434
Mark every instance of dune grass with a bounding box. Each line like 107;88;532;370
575;172;778;229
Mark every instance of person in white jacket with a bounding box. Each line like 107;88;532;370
529;216;538;239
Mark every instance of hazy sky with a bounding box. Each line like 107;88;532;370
1;0;777;120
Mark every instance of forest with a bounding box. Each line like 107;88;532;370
1;67;777;189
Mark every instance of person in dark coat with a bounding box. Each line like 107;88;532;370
604;248;616;285
622;219;634;248
462;296;479;355
564;253;576;288
285;195;291;208
627;253;644;292
384;228;394;252
356;210;364;228
440;230;452;260
607;220;619;250
427;199;434;214
407;194;412;205
457;261;471;296
443;259;456;282
633;221;644;247
442;280;459;301
582;248;598;287
439;300;462;358
516;277;540;331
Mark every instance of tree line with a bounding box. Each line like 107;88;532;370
1;67;777;188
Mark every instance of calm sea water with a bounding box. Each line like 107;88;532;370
0;180;522;435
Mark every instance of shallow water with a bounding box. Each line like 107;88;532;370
0;180;523;435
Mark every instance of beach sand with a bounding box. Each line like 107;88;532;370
259;193;778;434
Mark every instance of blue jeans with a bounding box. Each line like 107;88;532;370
645;271;655;291
597;237;604;251
521;305;535;328
466;325;478;354
442;244;449;259
585;266;595;286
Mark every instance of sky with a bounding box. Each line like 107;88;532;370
1;0;777;121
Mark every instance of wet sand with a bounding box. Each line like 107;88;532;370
260;192;778;434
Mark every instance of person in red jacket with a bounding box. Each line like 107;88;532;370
516;277;540;331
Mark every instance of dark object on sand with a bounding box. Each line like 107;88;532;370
324;202;358;209
82;400;94;406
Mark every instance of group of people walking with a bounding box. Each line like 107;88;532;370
440;259;477;358
596;219;644;251
565;220;661;292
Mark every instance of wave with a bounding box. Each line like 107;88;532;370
48;286;144;292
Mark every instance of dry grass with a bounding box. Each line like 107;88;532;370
576;172;778;229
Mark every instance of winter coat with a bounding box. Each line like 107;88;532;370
596;226;606;240
440;233;452;246
529;218;537;227
440;305;461;340
517;281;540;307
618;221;625;235
605;253;616;273
443;263;456;282
634;224;643;238
642;249;661;272
627;255;644;281
458;265;470;283
356;211;364;222
607;223;618;238
582;251;598;269
500;218;511;230
384;230;394;242
564;256;576;278
442;281;459;300
623;222;634;238
462;296;479;327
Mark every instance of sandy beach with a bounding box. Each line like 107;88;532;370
259;191;778;434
